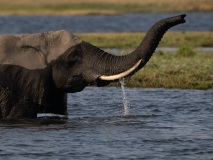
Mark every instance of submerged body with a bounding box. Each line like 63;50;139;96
0;15;186;119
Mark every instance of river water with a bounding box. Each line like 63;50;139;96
0;12;212;34
0;87;213;160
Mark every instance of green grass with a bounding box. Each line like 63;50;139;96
118;51;213;89
78;32;213;49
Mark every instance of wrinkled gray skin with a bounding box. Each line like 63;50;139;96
0;14;186;119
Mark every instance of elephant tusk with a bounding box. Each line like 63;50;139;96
99;59;142;81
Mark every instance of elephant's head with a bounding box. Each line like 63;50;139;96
50;14;186;93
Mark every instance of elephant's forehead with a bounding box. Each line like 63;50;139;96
0;30;82;69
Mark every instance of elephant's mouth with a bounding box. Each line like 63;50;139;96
95;59;142;87
98;59;142;81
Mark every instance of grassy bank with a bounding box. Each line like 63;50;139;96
0;0;212;15
78;32;213;49
122;51;213;89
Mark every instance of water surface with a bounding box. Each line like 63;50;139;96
1;87;213;160
0;12;212;34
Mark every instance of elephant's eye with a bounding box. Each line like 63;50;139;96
63;45;82;61
67;50;81;64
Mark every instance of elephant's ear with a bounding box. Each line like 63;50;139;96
20;30;82;65
0;35;46;69
37;30;82;63
0;30;82;70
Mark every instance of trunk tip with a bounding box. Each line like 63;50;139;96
179;14;186;23
181;14;186;18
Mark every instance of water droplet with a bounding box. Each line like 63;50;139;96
119;78;130;116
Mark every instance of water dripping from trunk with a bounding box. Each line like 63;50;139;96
119;78;130;116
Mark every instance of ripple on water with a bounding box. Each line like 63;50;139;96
0;88;213;160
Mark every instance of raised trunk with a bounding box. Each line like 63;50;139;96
101;14;186;80
128;14;186;74
83;14;186;83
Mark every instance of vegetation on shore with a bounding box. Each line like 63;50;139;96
0;0;212;15
122;51;213;90
78;32;213;49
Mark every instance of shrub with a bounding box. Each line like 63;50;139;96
176;45;196;57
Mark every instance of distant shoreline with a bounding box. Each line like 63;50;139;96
77;32;213;49
0;0;212;16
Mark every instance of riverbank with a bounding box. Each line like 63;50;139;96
114;52;213;90
78;32;213;49
0;0;212;15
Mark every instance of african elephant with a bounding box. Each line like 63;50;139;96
0;14;186;119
